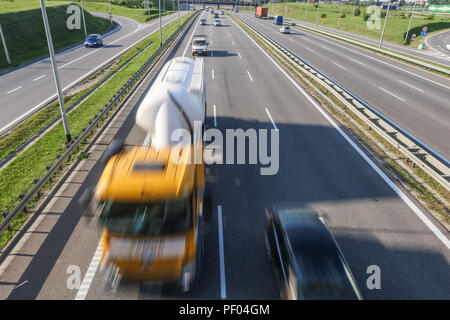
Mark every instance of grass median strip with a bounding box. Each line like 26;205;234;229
0;12;194;249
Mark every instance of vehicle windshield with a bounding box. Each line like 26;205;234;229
194;40;206;46
100;197;192;236
87;35;97;40
294;249;359;299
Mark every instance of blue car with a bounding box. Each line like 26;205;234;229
85;34;103;48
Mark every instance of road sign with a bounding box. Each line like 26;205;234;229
418;43;425;50
422;26;428;32
421;31;428;36
411;33;416;41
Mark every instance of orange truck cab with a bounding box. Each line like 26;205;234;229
93;143;205;291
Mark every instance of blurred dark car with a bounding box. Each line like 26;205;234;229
265;204;363;300
85;34;103;48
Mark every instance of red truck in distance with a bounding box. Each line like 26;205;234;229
255;7;268;18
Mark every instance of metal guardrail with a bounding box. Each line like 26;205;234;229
282;18;450;77
0;12;198;236
233;15;450;192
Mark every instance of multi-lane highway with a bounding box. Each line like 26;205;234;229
0;10;448;300
0;11;187;135
264;11;450;66
239;11;450;161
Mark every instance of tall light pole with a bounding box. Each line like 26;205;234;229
0;24;11;67
109;0;112;24
178;0;181;26
159;0;162;46
304;1;308;20
379;0;391;49
337;0;342;29
404;0;417;44
284;0;288;18
315;1;320;29
40;0;71;143
81;0;87;37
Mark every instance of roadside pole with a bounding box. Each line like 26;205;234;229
404;1;417;44
81;0;87;37
304;1;308;20
315;2;320;29
284;0;288;19
0;24;11;67
337;0;342;29
378;0;391;49
159;0;162;46
39;0;72;143
109;0;112;24
178;0;181;27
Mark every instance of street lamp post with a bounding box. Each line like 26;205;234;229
0;24;11;67
178;0;181;27
304;1;308;20
404;1;417;44
39;0;72;143
80;0;87;37
159;0;162;46
284;0;288;19
378;0;391;49
315;1;320;29
337;0;342;29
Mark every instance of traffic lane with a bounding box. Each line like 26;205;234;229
226;14;450;299
82;10;225;299
1;12;200;300
237;13;450;160
427;29;450;56
0;13;184;133
243;11;450;67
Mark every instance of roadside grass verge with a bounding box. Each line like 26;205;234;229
0;3;112;69
0;11;194;249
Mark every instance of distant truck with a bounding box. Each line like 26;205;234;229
273;15;283;25
255;6;268;18
235;6;239;13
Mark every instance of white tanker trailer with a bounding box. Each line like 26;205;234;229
135;56;206;149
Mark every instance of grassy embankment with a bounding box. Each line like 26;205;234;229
0;0;112;69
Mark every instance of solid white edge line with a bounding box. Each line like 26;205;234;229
379;86;406;102
231;15;450;250
237;52;241;58
265;108;279;131
183;12;202;57
217;205;226;299
212;69;215;80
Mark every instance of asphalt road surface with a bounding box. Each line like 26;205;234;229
0;11;187;135
262;12;450;67
238;12;450;161
426;29;450;60
0;11;449;300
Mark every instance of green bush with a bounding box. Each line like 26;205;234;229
380;11;386;18
340;13;346;18
354;7;361;16
426;14;435;20
321;13;327;18
363;13;370;21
